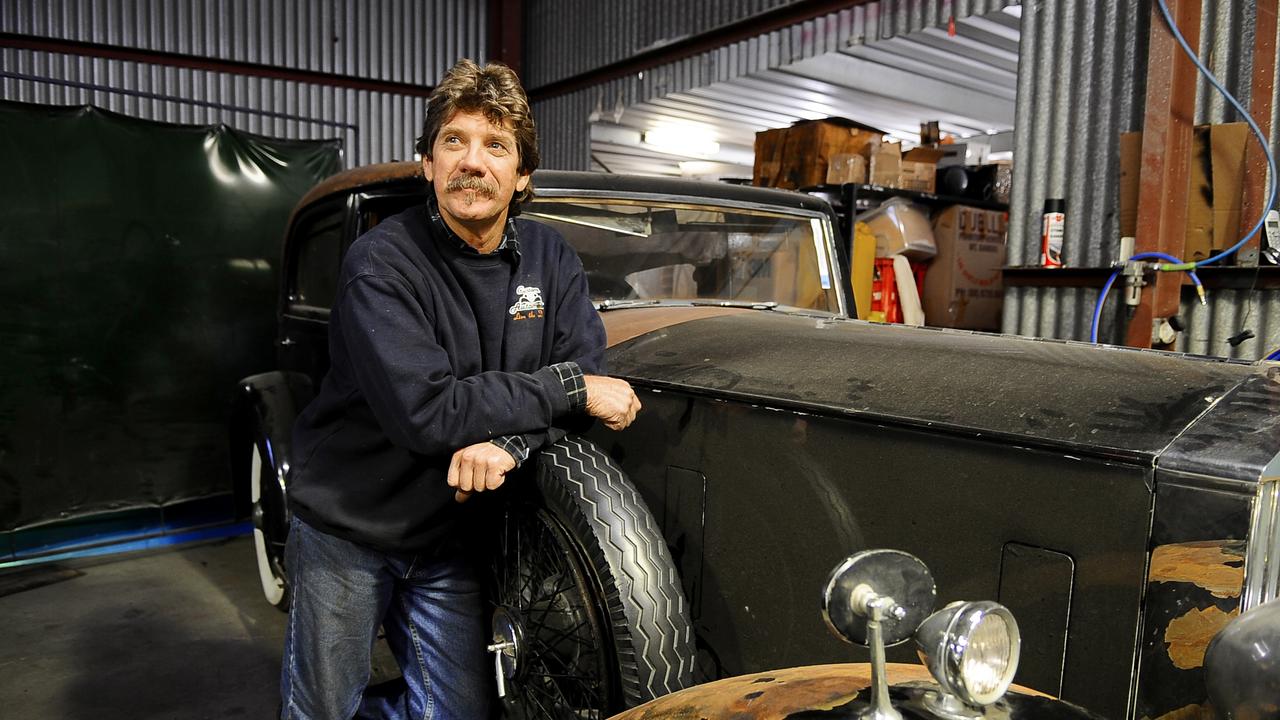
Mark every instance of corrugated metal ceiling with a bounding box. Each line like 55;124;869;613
587;4;1021;178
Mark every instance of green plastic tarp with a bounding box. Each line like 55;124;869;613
0;100;341;558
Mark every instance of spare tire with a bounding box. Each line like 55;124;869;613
485;436;695;718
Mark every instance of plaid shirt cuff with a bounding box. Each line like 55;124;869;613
489;435;531;467
549;361;587;411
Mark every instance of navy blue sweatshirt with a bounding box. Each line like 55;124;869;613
288;198;606;553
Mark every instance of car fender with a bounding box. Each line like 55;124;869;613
229;370;314;516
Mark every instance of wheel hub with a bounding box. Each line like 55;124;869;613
489;606;526;687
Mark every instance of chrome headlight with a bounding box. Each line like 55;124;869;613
916;600;1021;707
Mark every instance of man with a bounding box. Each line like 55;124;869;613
279;58;640;719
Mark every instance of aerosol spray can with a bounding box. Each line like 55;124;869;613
1041;198;1065;267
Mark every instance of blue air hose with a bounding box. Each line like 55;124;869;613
1089;0;1278;346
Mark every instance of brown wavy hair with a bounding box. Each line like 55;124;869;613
416;59;539;214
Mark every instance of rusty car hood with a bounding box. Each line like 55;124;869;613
602;310;1280;469
606;663;1090;720
602;305;757;346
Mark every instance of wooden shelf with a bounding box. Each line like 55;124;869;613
1003;265;1280;289
802;182;1010;214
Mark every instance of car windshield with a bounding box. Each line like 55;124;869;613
525;197;841;314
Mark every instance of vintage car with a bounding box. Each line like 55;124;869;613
232;162;1280;719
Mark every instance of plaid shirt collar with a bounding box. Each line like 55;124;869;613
427;193;521;265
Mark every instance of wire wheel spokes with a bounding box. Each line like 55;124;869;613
490;506;615;719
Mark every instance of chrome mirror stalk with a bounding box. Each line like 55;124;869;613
850;583;908;720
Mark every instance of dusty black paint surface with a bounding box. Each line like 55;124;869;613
1160;367;1280;481
606;312;1258;461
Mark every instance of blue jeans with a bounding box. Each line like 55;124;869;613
280;516;492;720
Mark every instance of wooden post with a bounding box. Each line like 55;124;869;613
1127;0;1202;349
488;0;524;76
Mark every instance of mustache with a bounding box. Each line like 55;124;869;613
445;175;496;196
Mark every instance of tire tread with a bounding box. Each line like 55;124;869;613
538;437;695;706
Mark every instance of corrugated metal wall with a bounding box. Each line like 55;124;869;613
523;0;805;89
535;0;1017;170
1003;0;1280;360
6;0;1273;358
0;0;485;167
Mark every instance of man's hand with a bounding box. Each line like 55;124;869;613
584;375;641;430
449;442;517;503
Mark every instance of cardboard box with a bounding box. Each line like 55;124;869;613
900;147;944;193
869;141;902;187
899;162;935;192
826;153;867;184
990;161;1013;204
1206;123;1246;260
923;205;1007;330
867;143;943;192
1118;123;1247;261
753;117;884;189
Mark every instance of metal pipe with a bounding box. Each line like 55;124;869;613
0;31;434;98
0;70;359;164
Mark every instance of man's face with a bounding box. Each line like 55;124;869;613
422;110;531;234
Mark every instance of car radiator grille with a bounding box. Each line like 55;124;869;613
1243;473;1280;610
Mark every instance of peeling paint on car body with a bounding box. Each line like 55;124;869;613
1164;606;1238;670
1148;541;1244;599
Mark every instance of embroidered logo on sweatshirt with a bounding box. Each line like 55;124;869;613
509;285;545;320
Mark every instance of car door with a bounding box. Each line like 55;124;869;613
278;195;352;386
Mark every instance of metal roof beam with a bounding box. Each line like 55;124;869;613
780;53;1015;127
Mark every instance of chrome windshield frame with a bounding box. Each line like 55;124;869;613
530;188;850;319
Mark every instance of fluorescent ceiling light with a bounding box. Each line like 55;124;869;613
677;161;721;175
643;126;721;157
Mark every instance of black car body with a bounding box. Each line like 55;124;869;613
233;162;1280;720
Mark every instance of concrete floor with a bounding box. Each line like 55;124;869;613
0;534;395;720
